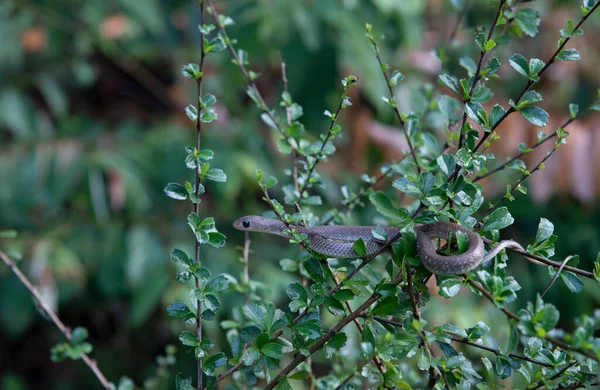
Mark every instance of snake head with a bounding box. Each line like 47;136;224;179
233;215;287;234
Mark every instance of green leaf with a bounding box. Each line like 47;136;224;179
164;183;188;200
324;296;346;316
483;57;501;77
167;302;195;321
483;207;514;231
242;346;260;366
353;238;366;257
286;283;307;302
437;154;456;176
198;149;214;161
438;278;462;298
484;39;496;51
466;321;490;340
475;33;486;52
439;74;460;96
516;90;543;108
304;258;324;282
569;103;579;119
557;48;580;61
392;177;421;197
264;176;278;188
261;343;283;359
514;9;541;37
181;63;202;79
170;248;193;267
185;105;198;121
534;218;554;244
332;288;356;301
508;54;529;78
208;232;226;248
326;332;348;349
459;57;476;76
371;296;401;316
203;352;227;376
175;374;194;390
179;331;198;347
288;371;309;380
369;191;404;221
201;94;216;108
277;138;292;154
205;168;227;182
206;275;230;292
519;106;549;127
390;70;404;86
416;347;431;370
529;58;545;78
559;270;584;293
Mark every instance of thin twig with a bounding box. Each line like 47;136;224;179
468;277;598;361
261;190;390;380
447;0;473;45
457;0;507;151
531;361;579;389
479;238;593;279
207;0;296;157
299;93;349;195
193;2;208;387
366;32;420;173
334;359;369;390
450;336;554;367
0;250;111;389
484;138;560;218
278;53;301;192
475;100;598;182
263;273;405;390
215;217;402;385
472;1;600;154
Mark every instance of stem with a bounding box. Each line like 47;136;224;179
0;250;111;389
480;237;593;279
263;273;405;390
446;0;472;45
299;94;348;195
367;34;420;173
467;278;598;361
279;53;301;192
472;1;600;154
475;101;598;182
194;1;208;387
457;0;506;151
207;0;294;148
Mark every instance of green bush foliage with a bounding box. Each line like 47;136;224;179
1;0;600;389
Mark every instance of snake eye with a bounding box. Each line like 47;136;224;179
242;220;251;228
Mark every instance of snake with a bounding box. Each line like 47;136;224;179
233;215;522;275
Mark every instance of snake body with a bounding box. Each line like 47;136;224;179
233;215;520;275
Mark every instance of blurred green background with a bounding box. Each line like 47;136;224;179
1;0;599;388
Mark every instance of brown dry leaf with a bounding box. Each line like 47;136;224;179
21;27;47;53
101;14;129;40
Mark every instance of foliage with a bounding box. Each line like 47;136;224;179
1;0;600;389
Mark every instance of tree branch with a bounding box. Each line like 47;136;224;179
264;272;404;390
0;250;111;389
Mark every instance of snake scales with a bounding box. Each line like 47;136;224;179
234;215;521;275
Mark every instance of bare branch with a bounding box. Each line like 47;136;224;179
0;250;111;389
